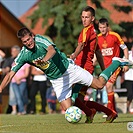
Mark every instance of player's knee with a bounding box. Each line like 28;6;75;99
95;82;104;90
92;78;104;90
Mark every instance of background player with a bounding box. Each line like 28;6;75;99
98;18;129;112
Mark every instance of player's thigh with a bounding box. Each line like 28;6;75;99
75;67;93;87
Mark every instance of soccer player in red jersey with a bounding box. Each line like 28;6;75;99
98;18;129;112
70;6;118;123
70;7;104;74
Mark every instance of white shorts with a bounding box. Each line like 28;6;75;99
50;60;93;102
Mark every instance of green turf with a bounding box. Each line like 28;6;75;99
0;113;132;133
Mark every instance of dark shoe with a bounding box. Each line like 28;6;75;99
105;110;118;123
85;108;96;123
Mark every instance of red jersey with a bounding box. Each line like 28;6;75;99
75;24;99;74
98;31;124;68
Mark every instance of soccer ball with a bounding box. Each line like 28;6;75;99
65;106;82;123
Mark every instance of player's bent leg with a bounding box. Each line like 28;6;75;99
72;85;96;123
73;86;88;102
60;97;72;111
90;58;133;90
98;58;133;84
85;101;118;123
106;68;121;112
85;108;96;124
106;82;116;111
74;98;96;123
90;77;106;90
71;84;84;102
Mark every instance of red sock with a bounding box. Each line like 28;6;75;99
85;101;113;116
107;92;116;112
74;98;92;116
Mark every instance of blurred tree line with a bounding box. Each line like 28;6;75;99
29;0;133;54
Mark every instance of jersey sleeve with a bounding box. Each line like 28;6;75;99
114;32;127;50
114;32;124;45
78;30;84;43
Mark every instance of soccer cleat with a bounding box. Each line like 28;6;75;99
112;57;133;66
105;110;118;123
85;108;96;123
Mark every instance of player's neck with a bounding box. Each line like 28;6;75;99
102;32;108;37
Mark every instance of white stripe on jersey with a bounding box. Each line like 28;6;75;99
35;36;54;47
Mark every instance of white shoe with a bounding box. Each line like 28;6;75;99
112;57;133;66
17;111;27;115
22;111;27;115
11;111;17;115
103;114;108;118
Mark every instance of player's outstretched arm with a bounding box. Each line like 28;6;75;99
0;71;16;93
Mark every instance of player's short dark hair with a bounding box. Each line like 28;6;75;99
17;27;33;39
82;6;95;17
98;18;109;26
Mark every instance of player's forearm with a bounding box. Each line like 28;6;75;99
95;50;105;71
0;71;15;91
123;48;129;59
70;42;84;60
31;70;44;75
73;42;84;57
2;67;10;75
42;45;56;62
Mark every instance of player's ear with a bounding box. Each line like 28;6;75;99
31;33;34;37
31;33;35;40
92;16;95;22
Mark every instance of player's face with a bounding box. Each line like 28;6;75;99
81;11;94;27
98;23;108;36
21;34;35;49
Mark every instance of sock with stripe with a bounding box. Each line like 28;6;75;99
100;61;120;81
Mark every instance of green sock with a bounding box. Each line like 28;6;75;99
99;61;120;81
71;84;83;102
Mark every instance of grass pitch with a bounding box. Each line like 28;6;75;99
0;113;132;133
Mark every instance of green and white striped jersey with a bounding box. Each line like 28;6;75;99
11;34;69;80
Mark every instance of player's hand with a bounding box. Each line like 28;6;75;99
69;53;76;60
33;60;44;65
122;66;129;72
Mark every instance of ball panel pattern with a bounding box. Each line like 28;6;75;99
65;106;82;123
